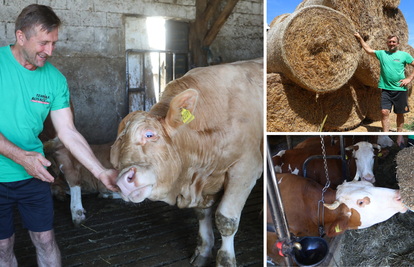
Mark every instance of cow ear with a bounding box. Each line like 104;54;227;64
165;89;199;129
326;216;349;237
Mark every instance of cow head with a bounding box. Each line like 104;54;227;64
110;89;199;204
345;141;380;183
324;180;407;237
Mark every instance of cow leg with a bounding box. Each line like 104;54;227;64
68;184;86;227
215;156;261;267
190;207;214;267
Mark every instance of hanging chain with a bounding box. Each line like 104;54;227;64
346;136;355;181
318;135;331;237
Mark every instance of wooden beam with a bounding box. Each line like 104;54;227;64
201;0;222;22
189;0;209;67
203;0;239;47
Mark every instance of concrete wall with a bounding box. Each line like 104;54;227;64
0;0;263;144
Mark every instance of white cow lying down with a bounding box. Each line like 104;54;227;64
44;138;120;227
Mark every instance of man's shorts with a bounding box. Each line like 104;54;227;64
0;178;54;239
381;89;410;114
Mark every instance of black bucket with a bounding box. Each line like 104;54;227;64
293;237;329;267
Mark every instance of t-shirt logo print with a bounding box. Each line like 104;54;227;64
31;94;50;105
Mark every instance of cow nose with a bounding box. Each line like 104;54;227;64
126;167;137;183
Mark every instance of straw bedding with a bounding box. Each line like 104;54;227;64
267;73;373;132
396;146;414;210
267;5;360;93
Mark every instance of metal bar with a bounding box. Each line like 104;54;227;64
158;52;161;99
340;135;347;181
126;50;131;116
303;155;343;178
173;53;176;80
286;135;292;150
126;48;188;54
142;53;146;111
267;140;293;266
129;88;146;93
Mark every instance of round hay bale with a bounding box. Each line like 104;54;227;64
267;5;360;93
382;0;400;9
269;13;290;28
331;0;409;87
364;87;382;121
294;0;334;10
267;73;371;132
396;146;414;210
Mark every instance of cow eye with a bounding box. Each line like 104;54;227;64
358;200;364;206
354;158;358;161
144;131;154;138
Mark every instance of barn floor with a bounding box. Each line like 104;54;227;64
13;178;263;267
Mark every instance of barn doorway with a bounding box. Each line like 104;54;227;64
125;16;189;113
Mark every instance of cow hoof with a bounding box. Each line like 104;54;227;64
72;209;86;227
190;251;212;267
216;250;236;267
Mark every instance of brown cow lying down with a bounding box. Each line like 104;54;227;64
267;173;407;265
44;138;121;227
110;58;263;267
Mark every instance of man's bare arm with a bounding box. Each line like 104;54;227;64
0;132;54;182
50;108;118;191
399;60;414;87
354;32;376;58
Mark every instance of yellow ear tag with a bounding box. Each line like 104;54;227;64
378;152;382;157
335;224;341;233
181;108;194;124
345;155;348;160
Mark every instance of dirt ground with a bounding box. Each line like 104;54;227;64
13;178;263;267
348;113;414;132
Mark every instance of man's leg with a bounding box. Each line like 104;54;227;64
29;229;61;267
381;109;391;132
396;114;405;146
0;234;18;267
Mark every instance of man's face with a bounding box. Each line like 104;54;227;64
387;37;399;52
21;25;58;68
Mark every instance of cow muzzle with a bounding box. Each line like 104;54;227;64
116;166;156;203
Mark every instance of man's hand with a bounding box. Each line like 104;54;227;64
98;169;119;192
354;32;362;39
20;151;54;182
399;78;412;87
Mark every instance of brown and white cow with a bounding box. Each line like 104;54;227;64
272;140;380;189
267;173;407;264
110;59;263;267
44;138;120;227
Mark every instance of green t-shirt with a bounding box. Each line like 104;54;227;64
375;50;414;91
0;45;70;182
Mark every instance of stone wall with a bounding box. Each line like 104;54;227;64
0;0;263;144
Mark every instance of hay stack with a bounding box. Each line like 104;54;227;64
330;0;409;87
267;5;360;93
294;0;334;10
396;146;414;210
267;73;373;131
269;13;290;28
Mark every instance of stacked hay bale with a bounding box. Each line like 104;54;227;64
267;0;414;131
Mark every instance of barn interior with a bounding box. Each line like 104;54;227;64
1;0;263;266
267;134;414;267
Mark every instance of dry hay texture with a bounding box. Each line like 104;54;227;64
396;146;414;210
267;5;360;93
269;13;290;28
267;73;377;132
340;137;414;266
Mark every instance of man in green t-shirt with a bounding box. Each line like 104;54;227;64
354;32;414;146
0;5;118;267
